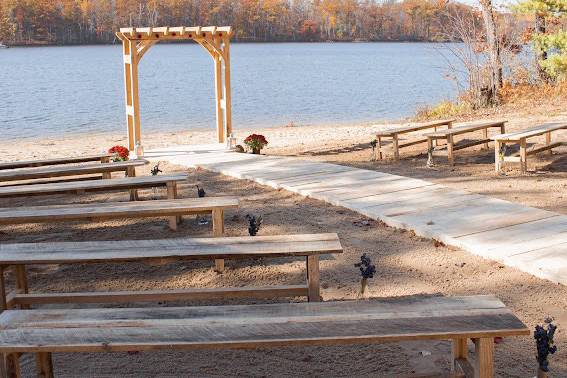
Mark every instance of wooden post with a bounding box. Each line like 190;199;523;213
447;135;455;165
376;137;383;160
392;134;400;160
222;36;232;138
14;266;29;310
120;39;139;152
35;353;54;378
212;209;225;273
482;127;489;149
520;138;527;174
474;338;494;378
306;255;321;302
213;37;225;144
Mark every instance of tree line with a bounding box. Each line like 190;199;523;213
0;0;474;45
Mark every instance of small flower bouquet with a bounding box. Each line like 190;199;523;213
244;134;268;154
108;145;130;162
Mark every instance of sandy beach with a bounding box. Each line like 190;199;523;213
0;164;565;377
1;102;567;376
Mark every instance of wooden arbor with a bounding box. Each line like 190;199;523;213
115;26;234;153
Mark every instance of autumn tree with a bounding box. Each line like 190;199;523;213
479;0;502;104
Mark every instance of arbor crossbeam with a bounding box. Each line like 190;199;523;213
115;26;234;153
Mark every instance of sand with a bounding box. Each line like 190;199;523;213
0;163;565;377
1;105;567;376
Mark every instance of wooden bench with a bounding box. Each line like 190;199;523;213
424;120;507;165
0;196;237;231
0;160;148;184
375;119;454;160
492;121;567;174
0;295;528;377
0;154;112;171
0;233;341;312
0;174;187;201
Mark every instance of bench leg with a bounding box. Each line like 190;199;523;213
520;138;527;174
494;140;502;173
392;135;400;161
1;353;22;378
166;182;182;225
0;268;6;314
447;135;455;165
452;338;473;377
129;189;139;201
546;131;552;155
14;266;29;310
426;138;434;167
126;166;136;178
36;353;53;378
306;255;321;302
212;209;225;273
482;128;489;150
101;172;111;180
376;137;383;160
474;338;494;378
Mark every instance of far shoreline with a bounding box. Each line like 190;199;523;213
2;40;460;48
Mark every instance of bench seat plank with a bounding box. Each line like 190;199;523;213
0;295;529;353
492;122;567;141
0;160;147;183
375;119;454;137
0;154;112;170
0;233;342;264
0;174;187;197
424;120;506;138
0;197;238;225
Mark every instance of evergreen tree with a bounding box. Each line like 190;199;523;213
515;0;567;80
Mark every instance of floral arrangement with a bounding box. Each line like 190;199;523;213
354;253;376;297
244;134;268;154
108;145;130;162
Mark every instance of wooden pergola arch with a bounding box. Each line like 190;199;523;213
115;26;234;153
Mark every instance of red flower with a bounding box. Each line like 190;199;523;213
244;134;268;145
108;145;130;161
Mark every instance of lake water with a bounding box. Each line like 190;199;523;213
0;43;459;140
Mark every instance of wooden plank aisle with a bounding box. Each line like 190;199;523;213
145;144;567;285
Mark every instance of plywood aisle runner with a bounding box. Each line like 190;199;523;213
146;144;567;285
